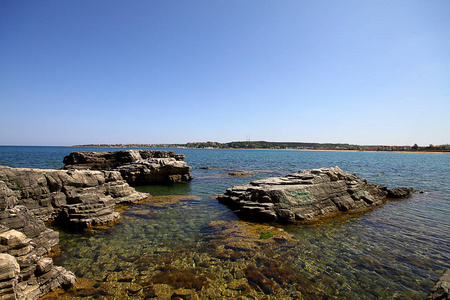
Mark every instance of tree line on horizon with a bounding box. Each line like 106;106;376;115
74;141;449;152
188;141;354;149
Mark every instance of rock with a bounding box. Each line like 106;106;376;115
0;206;58;256
58;269;76;287
0;229;75;300
0;166;148;228
207;220;297;262
0;253;20;279
171;288;193;299
0;229;31;249
63;150;193;185
0;253;20;299
228;172;256;177
217;166;412;223
0;165;148;299
427;268;450;300
35;257;53;275
386;187;414;198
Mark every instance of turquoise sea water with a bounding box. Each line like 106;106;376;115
0;146;449;299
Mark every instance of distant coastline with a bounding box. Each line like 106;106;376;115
73;141;450;154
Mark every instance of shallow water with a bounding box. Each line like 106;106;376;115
284;192;450;299
1;146;449;298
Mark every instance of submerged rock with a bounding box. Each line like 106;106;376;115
228;171;257;177
218;166;413;223
63;150;193;185
386;187;415;198
427;268;450;300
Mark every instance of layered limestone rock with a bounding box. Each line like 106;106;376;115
0;252;20;299
0;227;75;300
218;166;413;223
0;166;148;227
0;206;58;257
63;150;193;185
0;165;148;299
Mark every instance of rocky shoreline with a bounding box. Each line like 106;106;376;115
0;149;194;299
1;151;445;299
0;166;148;299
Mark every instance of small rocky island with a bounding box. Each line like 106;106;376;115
218;166;413;222
63;149;193;185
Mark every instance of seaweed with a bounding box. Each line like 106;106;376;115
151;268;209;291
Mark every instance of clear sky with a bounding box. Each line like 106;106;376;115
1;1;449;146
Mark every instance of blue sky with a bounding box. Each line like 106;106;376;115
1;1;449;146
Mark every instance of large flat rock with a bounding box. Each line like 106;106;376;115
218;166;413;223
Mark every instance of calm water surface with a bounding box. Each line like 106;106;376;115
0;146;449;299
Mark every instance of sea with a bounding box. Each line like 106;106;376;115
0;146;449;299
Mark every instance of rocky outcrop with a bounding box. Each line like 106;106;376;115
63;150;193;185
0;166;148;227
218;166;413;223
0;205;58;257
0;226;75;300
427;268;450;300
0;165;148;299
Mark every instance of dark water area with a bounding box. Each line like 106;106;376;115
1;146;449;299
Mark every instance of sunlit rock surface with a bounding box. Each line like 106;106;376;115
0;226;75;300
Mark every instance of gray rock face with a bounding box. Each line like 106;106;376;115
218;166;413;223
0;165;148;299
0;166;148;227
427;268;450;300
0;206;58;256
63;150;193;185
